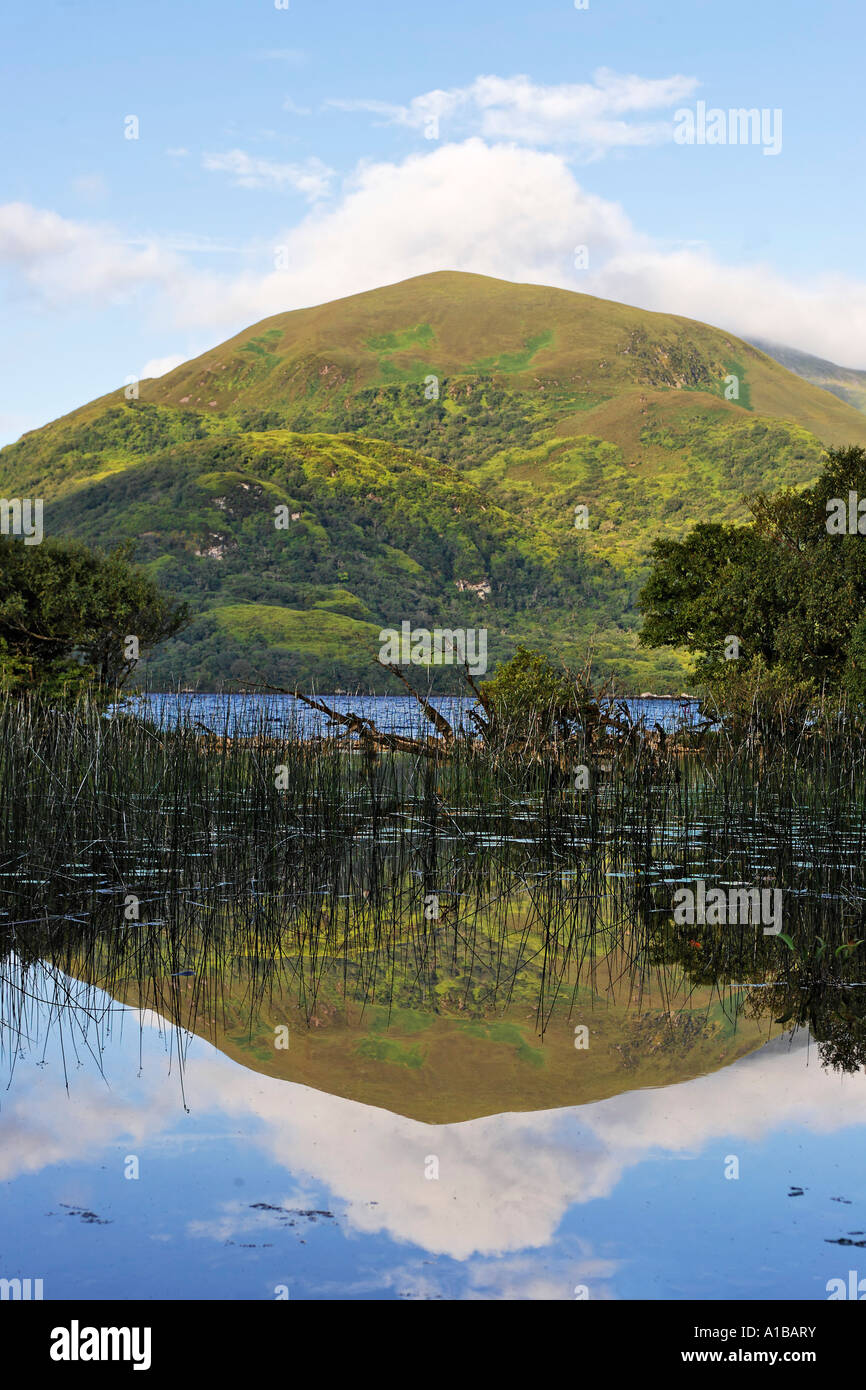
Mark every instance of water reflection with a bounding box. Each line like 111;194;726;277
2;697;866;1298
2;964;865;1300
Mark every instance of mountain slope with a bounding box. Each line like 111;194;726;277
4;272;866;693
17;271;866;453
35;426;614;690
748;336;866;415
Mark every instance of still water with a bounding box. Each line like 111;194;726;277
2;967;864;1301
121;692;703;738
1;693;863;1302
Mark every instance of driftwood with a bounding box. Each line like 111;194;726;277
228;661;695;762
375;660;455;744
234;669;455;758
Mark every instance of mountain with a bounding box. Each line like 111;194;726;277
106;950;778;1123
4;271;866;693
747;337;866;415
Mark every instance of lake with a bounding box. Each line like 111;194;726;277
119;691;704;737
1;692;864;1306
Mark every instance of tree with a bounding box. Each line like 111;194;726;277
479;645;598;742
638;445;866;705
0;537;188;697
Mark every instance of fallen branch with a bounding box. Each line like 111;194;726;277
375;659;455;745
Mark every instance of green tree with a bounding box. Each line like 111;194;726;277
639;445;866;706
0;537;188;697
479;645;601;741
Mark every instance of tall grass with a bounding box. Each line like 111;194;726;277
1;692;865;1082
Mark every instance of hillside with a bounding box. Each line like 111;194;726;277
748;336;866;415
110;968;778;1124
4;271;866;693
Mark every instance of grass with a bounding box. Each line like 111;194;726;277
213;603;379;655
56;270;866;444
2;692;866;1121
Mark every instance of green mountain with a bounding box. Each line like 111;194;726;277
4;270;866;693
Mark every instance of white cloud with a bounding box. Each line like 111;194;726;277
329;70;701;156
140;354;187;379
166;138;866;367
170;139;638;328
3;136;866;370
586;248;866;369
188;138;865;367
202;149;333;198
0;202;183;304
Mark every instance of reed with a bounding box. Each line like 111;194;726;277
1;691;865;1084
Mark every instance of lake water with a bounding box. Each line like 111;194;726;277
2;965;864;1301
1;693;863;1306
120;691;703;738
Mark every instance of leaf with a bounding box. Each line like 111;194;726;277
777;933;795;951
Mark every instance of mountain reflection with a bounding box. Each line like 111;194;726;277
3;881;866;1121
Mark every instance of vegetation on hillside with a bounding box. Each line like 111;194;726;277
0;393;842;692
5;273;866;692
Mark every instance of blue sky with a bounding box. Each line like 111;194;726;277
1;0;864;445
